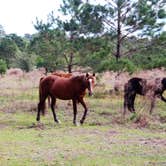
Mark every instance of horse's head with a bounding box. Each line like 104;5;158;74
85;73;96;96
162;78;166;90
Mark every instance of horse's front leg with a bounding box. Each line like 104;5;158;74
51;97;61;123
79;98;88;124
72;99;78;126
126;92;136;113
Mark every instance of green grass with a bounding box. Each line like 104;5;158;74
0;78;166;166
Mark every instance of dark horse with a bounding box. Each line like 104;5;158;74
123;77;166;115
36;73;96;125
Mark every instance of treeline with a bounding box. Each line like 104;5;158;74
0;0;166;74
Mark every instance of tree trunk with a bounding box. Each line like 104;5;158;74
67;52;73;73
116;3;121;62
68;64;72;73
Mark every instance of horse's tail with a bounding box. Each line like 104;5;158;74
38;78;47;116
47;96;51;108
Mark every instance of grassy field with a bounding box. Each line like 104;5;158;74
0;72;166;166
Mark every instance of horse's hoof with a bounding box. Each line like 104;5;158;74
80;120;84;125
74;122;80;126
36;117;40;121
56;120;61;124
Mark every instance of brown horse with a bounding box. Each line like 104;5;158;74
36;73;96;125
47;72;73;107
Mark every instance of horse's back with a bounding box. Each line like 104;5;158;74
39;75;57;92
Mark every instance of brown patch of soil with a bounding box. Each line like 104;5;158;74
139;138;166;147
18;123;45;130
133;116;149;128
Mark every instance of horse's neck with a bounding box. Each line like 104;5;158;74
71;75;86;90
71;75;84;81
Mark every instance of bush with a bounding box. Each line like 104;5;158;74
97;57;137;74
132;53;166;70
15;53;35;72
0;59;7;74
36;56;45;68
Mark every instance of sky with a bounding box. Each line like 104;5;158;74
0;0;62;36
0;0;165;36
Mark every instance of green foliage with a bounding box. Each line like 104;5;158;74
132;54;166;70
29;28;67;71
8;34;27;51
36;56;45;68
0;59;7;74
98;57;137;74
14;52;36;72
17;57;32;72
0;37;18;66
79;3;108;34
158;9;166;19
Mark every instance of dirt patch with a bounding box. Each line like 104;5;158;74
112;116;125;125
99;111;113;116
18;122;45;130
0;124;8;129
108;130;119;135
139;137;166;147
1;101;37;113
159;116;166;123
133;115;149;128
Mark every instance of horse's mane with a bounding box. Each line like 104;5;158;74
52;72;72;78
70;75;85;82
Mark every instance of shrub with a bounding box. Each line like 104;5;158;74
97;57;137;74
132;53;166;70
0;59;7;74
36;56;45;68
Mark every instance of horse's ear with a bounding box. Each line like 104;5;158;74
93;73;95;77
86;73;89;77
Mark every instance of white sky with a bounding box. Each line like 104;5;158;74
0;0;62;36
0;0;165;36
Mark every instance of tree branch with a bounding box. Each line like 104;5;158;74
64;53;69;63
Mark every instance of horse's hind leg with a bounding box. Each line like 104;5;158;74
47;96;51;108
36;95;48;122
51;97;60;123
72;99;78;125
123;92;128;116
79;98;88;124
36;104;41;121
